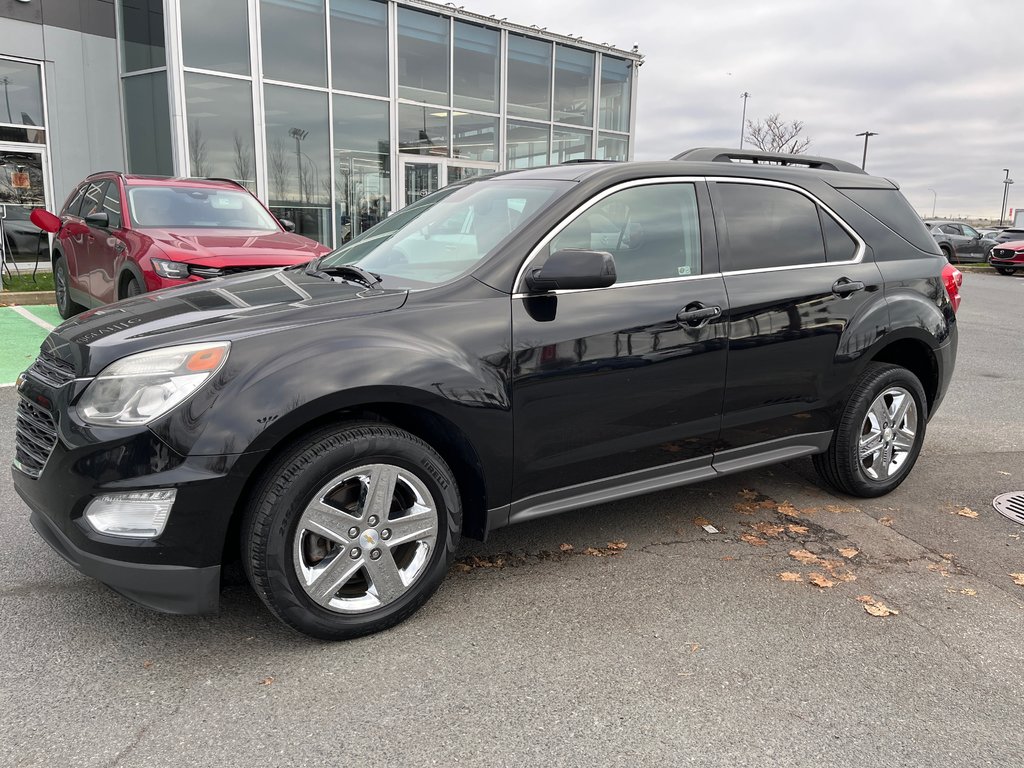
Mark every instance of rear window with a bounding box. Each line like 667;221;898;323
838;188;939;254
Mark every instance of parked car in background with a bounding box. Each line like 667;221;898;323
988;227;1024;245
978;227;1005;239
988;240;1024;275
31;174;331;318
923;220;996;262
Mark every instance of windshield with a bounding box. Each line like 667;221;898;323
319;180;572;287
128;186;280;230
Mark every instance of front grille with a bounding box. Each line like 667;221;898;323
14;399;57;478
189;265;275;279
28;352;76;387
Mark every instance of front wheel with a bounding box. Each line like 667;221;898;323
243;423;461;640
995;266;1017;276
121;275;143;298
813;363;928;497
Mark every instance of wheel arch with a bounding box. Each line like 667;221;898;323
866;335;939;413
117;262;146;299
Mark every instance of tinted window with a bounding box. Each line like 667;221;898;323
128;187;279;229
63;185;88;216
123;73;173;176
507;35;551;121
80;182;108;219
600;56;631;132
820;210;857;261
185;73;256;189
838;188;939;254
119;0;165;71
102;183;123;228
506;120;549;168
454;22;499;112
962;224;979;238
549;183;702;283
718;183;825;270
260;0;327;87
0;59;44;128
940;224;960;235
181;0;249;75
553;45;594;126
330;0;388;97
397;8;449;104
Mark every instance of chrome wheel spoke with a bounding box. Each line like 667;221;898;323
363;546;406;604
362;464;399;522
893;428;916;452
385;505;436;547
306;553;364;607
302;499;355;543
860;385;919;482
889;393;911;429
868;399;889;430
859;431;884;460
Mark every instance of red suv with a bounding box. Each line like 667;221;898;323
31;174;331;318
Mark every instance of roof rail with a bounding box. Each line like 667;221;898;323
86;170;126;179
672;147;866;175
561;159;617;164
203;177;246;188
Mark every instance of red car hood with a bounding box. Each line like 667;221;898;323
145;228;329;265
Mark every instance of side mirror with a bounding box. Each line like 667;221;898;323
526;249;616;292
30;208;61;234
278;218;296;232
84;210;109;228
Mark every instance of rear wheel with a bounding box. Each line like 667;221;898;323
243;423;461;640
939;244;957;264
995;266;1017;276
54;256;85;319
813;363;928;497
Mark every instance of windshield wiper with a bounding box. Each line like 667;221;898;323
304;262;382;289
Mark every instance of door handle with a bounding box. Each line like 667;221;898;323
832;278;865;297
676;303;722;327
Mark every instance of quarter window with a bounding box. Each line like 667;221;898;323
820;210;857;262
547;183;702;284
717;183;825;271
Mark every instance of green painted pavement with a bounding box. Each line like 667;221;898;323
0;306;55;385
25;305;63;327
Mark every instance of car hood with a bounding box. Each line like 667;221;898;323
144;228;327;264
42;267;408;376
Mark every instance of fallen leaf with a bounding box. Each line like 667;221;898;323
582;547;604;557
142;660;153;669
734;502;758;515
739;533;768;547
777;501;800;517
694;516;712;528
997;471;1011;476
786;524;810;535
558;543;574;553
739;489;759;501
1010;573;1024;586
789;548;824;565
879;516;894;527
750;521;785;537
955;506;979;519
720;556;736;561
808;572;836;589
606;540;628;551
834;571;857;583
452;562;472;573
946;588;977;596
259;677;274;686
690;643;700;653
863;601;898;617
779;571;803;582
825;504;857;514
941;553;955;561
928;563;951;578
855;594;874;603
839;547;859;559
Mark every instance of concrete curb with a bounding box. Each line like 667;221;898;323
0;291;55;306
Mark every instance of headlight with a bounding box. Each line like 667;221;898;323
77;342;229;426
151;258;191;279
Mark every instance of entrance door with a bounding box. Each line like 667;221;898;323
0;147;50;272
399;158;498;208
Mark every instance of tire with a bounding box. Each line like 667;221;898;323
813;363;928;498
995;266;1017;276
242;422;461;640
53;255;85;319
121;274;143;298
939;244;957;264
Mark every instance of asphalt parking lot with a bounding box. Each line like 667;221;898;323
2;272;1022;767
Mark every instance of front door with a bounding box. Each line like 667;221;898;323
510;180;729;509
0;147;50;273
399;158;498;209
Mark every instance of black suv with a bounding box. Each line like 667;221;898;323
12;149;961;640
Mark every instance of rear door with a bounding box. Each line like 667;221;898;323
76;180;124;305
510;179;729;512
709;179;886;465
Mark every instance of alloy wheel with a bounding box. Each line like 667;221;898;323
859;386;918;481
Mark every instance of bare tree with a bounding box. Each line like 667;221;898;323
188;121;209;176
744;113;812;154
268;137;290;203
231;131;254;186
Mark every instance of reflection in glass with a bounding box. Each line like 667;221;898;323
553;45;594;126
264;85;331;244
453;114;497;163
334;94;391;241
506;120;549;168
404;163;439;208
330;0;388;97
185;73;256;189
260;0;327;87
507;35;551;121
0;151;48;263
552;128;592;163
600;56;632;132
398;104;448;156
448;165;494;184
597;133;628;161
181;0;250;75
0;59;44;128
397;8;449;104
123;72;173;176
119;0;165;71
453;22;499;113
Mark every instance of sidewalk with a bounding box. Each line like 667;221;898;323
0;305;59;385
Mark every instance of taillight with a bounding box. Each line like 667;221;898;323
942;263;963;313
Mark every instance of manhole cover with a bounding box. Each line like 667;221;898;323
993;492;1024;526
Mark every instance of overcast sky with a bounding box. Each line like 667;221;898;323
466;0;1020;220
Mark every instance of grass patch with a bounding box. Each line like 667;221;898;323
1;271;54;293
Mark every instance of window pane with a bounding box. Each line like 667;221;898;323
600;56;631;132
398;103;448;156
718;183;825;270
453;113;497;163
597;133;628;161
260;0;327;87
506;120;549;168
123;73;173;175
330;0;388;97
334;94;391;241
550;184;702;282
102;182;123;228
554;45;594;126
821;210;857;262
81;182;108;219
397;8;449;104
264;85;331;244
63;184;88;216
551;128;592;163
185;73;256;190
181;0;249;75
0;59;44;127
507;35;551;121
453;22;498;112
119;0;165;71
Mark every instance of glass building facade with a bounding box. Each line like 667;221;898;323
116;0;639;247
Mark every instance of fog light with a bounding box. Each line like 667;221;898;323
84;490;176;539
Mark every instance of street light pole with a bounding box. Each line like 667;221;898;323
739;92;750;149
855;131;878;170
289;127;308;203
928;188;937;218
999;168;1013;226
